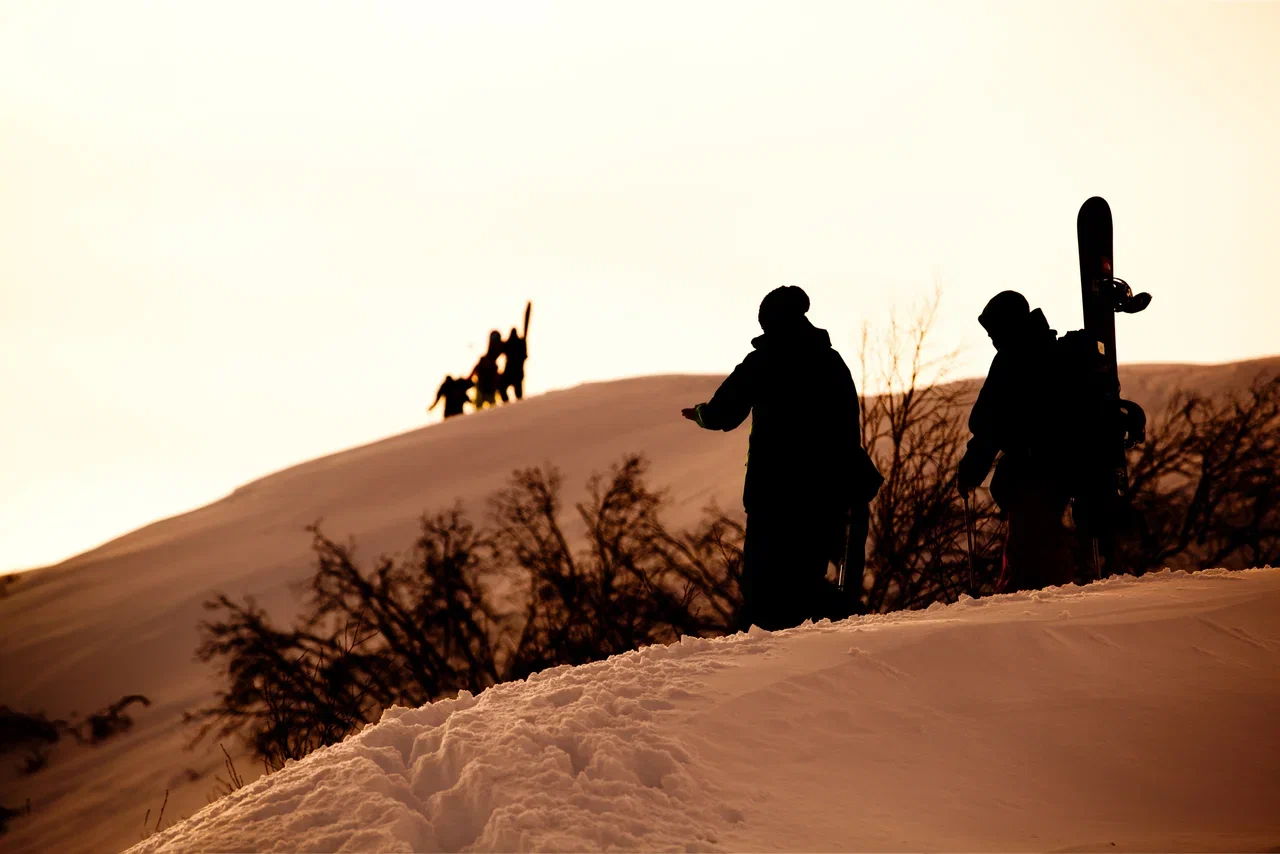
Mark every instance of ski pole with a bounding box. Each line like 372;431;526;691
962;491;978;596
835;513;850;594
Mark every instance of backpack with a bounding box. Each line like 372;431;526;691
1051;330;1146;498
852;445;884;505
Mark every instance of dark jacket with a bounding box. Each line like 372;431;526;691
694;319;865;516
503;335;527;378
960;308;1062;501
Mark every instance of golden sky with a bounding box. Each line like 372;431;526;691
2;0;1277;572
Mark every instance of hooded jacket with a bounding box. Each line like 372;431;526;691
961;307;1062;497
693;318;865;516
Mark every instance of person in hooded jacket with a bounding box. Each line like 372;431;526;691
682;286;877;630
957;290;1076;591
430;374;474;418
501;326;528;401
470;330;507;409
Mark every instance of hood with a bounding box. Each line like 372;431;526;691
751;317;832;352
993;307;1056;352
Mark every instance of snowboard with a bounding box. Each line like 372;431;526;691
1074;196;1151;575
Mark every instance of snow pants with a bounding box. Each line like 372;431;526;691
503;369;524;401
739;506;842;631
1002;484;1076;592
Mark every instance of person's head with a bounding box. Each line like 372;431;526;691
489;330;502;345
508;327;519;340
978;290;1030;349
758;285;810;333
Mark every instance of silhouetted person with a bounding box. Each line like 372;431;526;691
500;301;531;402
501;326;528;401
471;331;507;409
957;290;1075;591
682;286;875;630
430;375;474;419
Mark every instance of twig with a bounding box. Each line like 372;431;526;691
219;743;245;790
154;788;169;834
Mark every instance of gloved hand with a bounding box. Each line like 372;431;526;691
956;448;989;495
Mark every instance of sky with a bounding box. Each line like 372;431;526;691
2;0;1277;573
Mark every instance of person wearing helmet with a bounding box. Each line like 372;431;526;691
957;290;1076;590
682;286;879;630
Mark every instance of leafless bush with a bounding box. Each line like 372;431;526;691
495;457;742;678
189;455;741;767
1124;374;1280;572
186;509;500;769
854;295;1279;605
0;694;151;836
854;295;1003;613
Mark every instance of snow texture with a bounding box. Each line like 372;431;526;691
130;567;1280;853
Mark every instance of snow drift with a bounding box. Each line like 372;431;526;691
130;568;1280;853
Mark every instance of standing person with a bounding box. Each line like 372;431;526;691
681;286;875;631
500;328;527;401
429;375;473;419
470;331;506;409
956;290;1076;591
501;301;531;402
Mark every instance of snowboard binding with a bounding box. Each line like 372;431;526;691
1100;277;1152;315
1117;398;1146;449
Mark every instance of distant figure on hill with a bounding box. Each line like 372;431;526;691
430;375;474;419
471;331;506;409
501;302;531;402
682;286;881;630
957;290;1076;591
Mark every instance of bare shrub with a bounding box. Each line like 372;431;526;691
186;509;499;769
189;455;741;766
1124;374;1280;572
855;295;1003;613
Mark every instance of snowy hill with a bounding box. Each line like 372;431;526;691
129;568;1280;853
1;358;1277;853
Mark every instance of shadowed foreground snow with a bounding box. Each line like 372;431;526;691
130;568;1279;853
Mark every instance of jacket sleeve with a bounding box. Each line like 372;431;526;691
959;355;1005;486
694;354;756;431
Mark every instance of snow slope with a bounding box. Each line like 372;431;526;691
130;568;1280;853
1;358;1277;853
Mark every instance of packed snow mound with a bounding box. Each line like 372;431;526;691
130;568;1280;853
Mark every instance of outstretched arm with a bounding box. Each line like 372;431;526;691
682;356;755;431
680;404;717;427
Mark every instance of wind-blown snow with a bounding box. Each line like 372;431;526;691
131;568;1280;853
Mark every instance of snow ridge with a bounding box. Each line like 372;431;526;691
129;569;1280;853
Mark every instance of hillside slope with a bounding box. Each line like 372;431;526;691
2;357;1277;853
